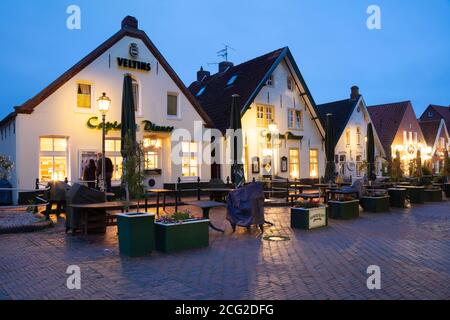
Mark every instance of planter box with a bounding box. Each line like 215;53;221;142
290;206;328;230
155;219;209;253
424;188;443;202
404;186;425;204
444;183;450;198
117;213;155;257
388;188;407;208
360;196;390;213
328;200;359;220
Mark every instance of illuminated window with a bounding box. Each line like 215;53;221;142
132;78;139;113
77;83;91;109
288;109;302;129
356;155;362;177
105;138;122;181
143;138;162;170
181;142;198;177
39;137;68;182
356;127;361;145
256;105;274;127
346;129;351;146
289;149;300;178
167;93;178;117
309;149;319;178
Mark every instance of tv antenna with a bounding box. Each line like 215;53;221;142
217;44;235;62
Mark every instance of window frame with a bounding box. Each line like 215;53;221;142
75;81;95;113
266;75;274;87
288;108;303;130
167;92;180;119
289;148;300;178
287;76;293;91
309;148;319;178
181;141;200;179
346;129;351;146
131;77;142;116
105;138;123;182
39;136;69;182
256;104;275;127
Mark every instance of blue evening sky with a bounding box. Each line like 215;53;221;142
0;0;449;120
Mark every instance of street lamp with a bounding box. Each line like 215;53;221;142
97;92;111;193
268;123;278;176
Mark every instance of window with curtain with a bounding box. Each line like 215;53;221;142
167;93;178;117
309;149;319;178
181;142;198;177
289;149;300;178
39;137;68;182
288;109;302;129
77;83;91;109
105;138;123;181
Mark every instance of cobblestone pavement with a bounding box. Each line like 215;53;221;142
0;201;449;300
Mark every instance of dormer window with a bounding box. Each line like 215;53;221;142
226;75;238;86
266;75;274;87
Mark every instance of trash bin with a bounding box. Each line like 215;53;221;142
117;213;155;257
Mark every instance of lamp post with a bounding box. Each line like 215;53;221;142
97;92;111;194
268;123;278;176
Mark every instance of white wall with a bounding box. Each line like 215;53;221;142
0;120;17;202
221;59;325;181
15;35;210;194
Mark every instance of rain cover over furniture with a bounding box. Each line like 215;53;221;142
226;182;265;228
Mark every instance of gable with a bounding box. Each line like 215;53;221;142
9;18;212;127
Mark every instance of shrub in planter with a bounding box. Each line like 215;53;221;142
291;202;328;230
424;188;443;202
388;188;407;208
328;200;359;220
155;211;209;253
444;183;450;198
360;195;390;213
404;186;425;204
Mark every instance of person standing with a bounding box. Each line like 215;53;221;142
97;153;114;192
83;159;97;189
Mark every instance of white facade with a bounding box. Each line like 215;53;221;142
220;59;325;181
1;28;211;203
334;97;385;179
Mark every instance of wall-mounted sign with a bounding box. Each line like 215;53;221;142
252;157;260;174
280;156;288;172
117;43;151;72
142;120;174;133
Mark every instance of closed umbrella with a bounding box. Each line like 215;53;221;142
324;113;336;183
230;94;245;188
366;122;376;182
120;74;137;201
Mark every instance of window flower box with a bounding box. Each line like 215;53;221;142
328;200;360;220
360;195;390;213
424;188;443;202
154;219;209;253
117;212;155;257
290;205;328;230
388;188;407;208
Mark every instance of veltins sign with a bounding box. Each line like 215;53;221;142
117;43;151;72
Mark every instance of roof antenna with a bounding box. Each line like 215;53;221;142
217;44;235;62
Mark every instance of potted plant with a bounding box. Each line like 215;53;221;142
291;202;328;230
117;133;155;257
328;195;360;220
442;151;450;197
387;187;407;208
155;211;209;253
422;175;443;202
360;192;390;213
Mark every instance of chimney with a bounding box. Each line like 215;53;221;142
122;16;138;29
350;85;360;100
197;67;210;82
218;61;234;73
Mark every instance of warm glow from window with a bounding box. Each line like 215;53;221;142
181;142;199;177
256;105;274;127
309;149;319;178
289;149;300;178
346;129;351;146
39;137;68;182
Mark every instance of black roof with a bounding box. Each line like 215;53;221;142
317;97;360;147
188;47;323;135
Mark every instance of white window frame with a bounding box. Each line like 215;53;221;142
167;92;181;120
105;138;123;182
288;109;303;130
256;104;275;127
181;141;200;179
309;148;319;178
39;136;70;182
289;148;300;178
75;81;95;114
131;77;142;117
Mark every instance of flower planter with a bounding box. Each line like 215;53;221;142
117;212;155;257
444;183;450;198
290;206;328;230
328;200;359;220
388;188;407;208
360;196;390;213
424;188;443;202
403;186;425;204
155;219;209;253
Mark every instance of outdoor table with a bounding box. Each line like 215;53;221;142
201;188;234;202
184;200;226;233
145;188;177;216
70;201;137;235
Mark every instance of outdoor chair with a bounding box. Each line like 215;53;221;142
44;181;71;219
